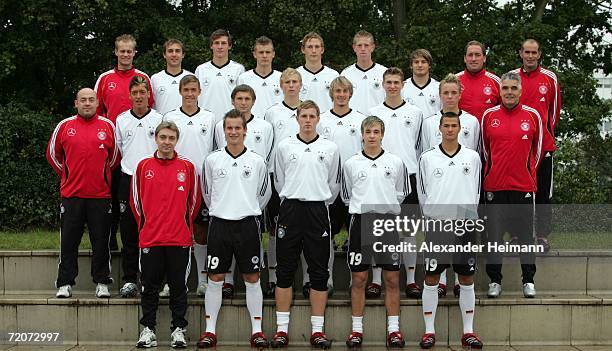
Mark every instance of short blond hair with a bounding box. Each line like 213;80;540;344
280;67;302;85
439;73;462;94
115;34;136;50
329;76;354;99
301;32;324;48
353;30;375;45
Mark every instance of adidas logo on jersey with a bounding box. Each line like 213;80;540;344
337;121;343;125
525;193;532;198
187;121;193;125
419;92;424;96
137;123;143;127
322;231;329;237
540;97;545;102
216;72;222;76
486;98;492;104
305;148;311;152
262;82;267;86
371;163;377;168
178;186;184;191
99;144;104;149
449;161;455;166
172;80;177;84
522;135;528;140
313;77;318;82
232;162;238;167
391;113;397;118
362;75;368;80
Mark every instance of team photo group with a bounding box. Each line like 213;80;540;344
45;27;561;349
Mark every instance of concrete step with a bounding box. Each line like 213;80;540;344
1;250;611;295
0;293;611;347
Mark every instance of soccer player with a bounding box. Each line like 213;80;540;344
197;109;271;348
369;67;424;299
512;38;562;252
115;76;163;298
151;38;193;115
262;68;302;298
481;71;542;298
340;30;387;115
47;88;118;299
402;49;441;118
456;41;500;121
342;116;409;348
164;75;216;298
417;112;483;349
131;121;200;348
237;36;283;118
296;32;339;112
271;100;340;349
194;29;245;123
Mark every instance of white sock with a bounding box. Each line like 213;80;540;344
194;243;208;285
371;266;382;285
387;315;399;333
245;279;263;334
204;280;223;333
422;284;438;334
301;253;310;284
439;269;447;286
401;237;417;284
455;273;460;286
327;237;334;288
311;315;324;334
268;235;277;283
276;311;290;333
351;316;363;333
225;257;235;285
459;284;475;334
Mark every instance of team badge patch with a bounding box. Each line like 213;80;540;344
201;126;208;135
539;85;548;94
487;192;494;201
158;86;166;95
483;86;492;95
119;203;127;213
60;205;65;214
404;119;412;127
349;127;357;136
255;135;262;143
274;88;281;96
276;120;285;129
384;167;393;179
429;96;437;105
521;122;530;131
433;168;443;178
463;129;470;136
177;172;186;182
251;256;259;264
242;166;252;178
277;227;285;239
145;170;154;179
229;77;235;84
374;81;380;89
463;165;471;175
318;153;326;163
149;130;155;137
143;248;150;254
97;131;107;140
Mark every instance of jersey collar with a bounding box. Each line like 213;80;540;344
180;106;200;117
330;108;352;118
411;77;432;90
130;109;151;119
362;149;385;161
165;69;184;77
302;65;325;75
383;100;407;110
355;62;376;72
439;144;461;158
254;69;274;79
211;60;230;69
225;146;247;159
296;133;319;144
282;101;298;111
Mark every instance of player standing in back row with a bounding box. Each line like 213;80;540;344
297;32;339;112
151;39;192;115
402;49;440;118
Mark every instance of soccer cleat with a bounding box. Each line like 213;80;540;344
96;283;111;298
419;333;436;349
454;284;461;297
264;282;276;298
537;236;551;253
386;331;405;348
302;282;311;298
269;331;289;348
120;282;138;298
405;283;422;299
487;282;502;298
523;282;536;298
56;284;72;298
196;331;217;348
250;332;269;348
345;331;363;348
365;283;382;299
437;283;447;297
136;327;157;348
461;332;483;349
196;281;207;297
222;282;234;298
159;283;170;298
170;327;187;348
309;332;332;349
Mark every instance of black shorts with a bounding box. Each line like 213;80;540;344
422;225;477;276
347;214;401;272
194;198;210;225
402;174;418;205
329;195;350;236
206;216;263;274
265;174;280;231
485;190;534;241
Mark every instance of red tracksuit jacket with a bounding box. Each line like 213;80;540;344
457;68;501;122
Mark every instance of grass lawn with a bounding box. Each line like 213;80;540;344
0;229;610;251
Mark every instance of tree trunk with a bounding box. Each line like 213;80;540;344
533;0;547;22
392;0;406;39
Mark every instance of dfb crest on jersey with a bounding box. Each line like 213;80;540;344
149;129;155;137
228;76;235;84
97;131;107;140
463;165;471;175
429;95;437;105
203;79;210;87
60;205;65;214
251;256;259;264
318;152;326;163
300;86;308;95
143;248;150;254
374;81;381;89
274;88;281;96
119;203;127;213
67;128;76;137
404;118;412;127
216;168;228;178
433;168;443;178
349;127;357;136
201;125;208;135
242;165;252;178
277;227;286;238
255;134;262;143
177;172;186;182
487;192;494;201
520;122;530;131
463;128;470;136
538;85;548;94
384;167;393;179
325;83;331;90
358;171;367;180
483;86;492;95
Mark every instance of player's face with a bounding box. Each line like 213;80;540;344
301;38;324;62
520;42;541;71
281;75;302;98
74;89;99;118
224;117;246;146
297;107;320;133
411;56;430;78
440;82;461;109
211;36;231;60
352;37;374;61
362;124;383;147
180;82;200;108
383;74;404;98
464;45;486;73
331;86;351;107
232;91;255;115
163;43;184;68
156;128;178;155
439;117;460;142
129;83;150;110
115;41;136;69
253;44;275;67
500;79;522;108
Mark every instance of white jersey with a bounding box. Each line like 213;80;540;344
401;77;441;118
163;107;216;175
341;150;409;214
237;69;283;118
203;148;271;220
194;60;245;123
420;110;481;152
417;145;481;220
340;63;387;115
264;102;299;172
369;101;423;174
317;109;366;165
213;116;274;165
115;109;163;175
296;65;339;112
274;135;340;203
150;69;192;115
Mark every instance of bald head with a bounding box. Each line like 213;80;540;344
75;88;98;119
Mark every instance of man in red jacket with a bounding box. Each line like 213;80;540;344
513;39;562;252
131;121;200;348
481;71;542;299
46;88;119;299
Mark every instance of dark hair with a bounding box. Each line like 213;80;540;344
209;29;232;46
223;109;247;129
129;76;149;92
231;84;256;101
